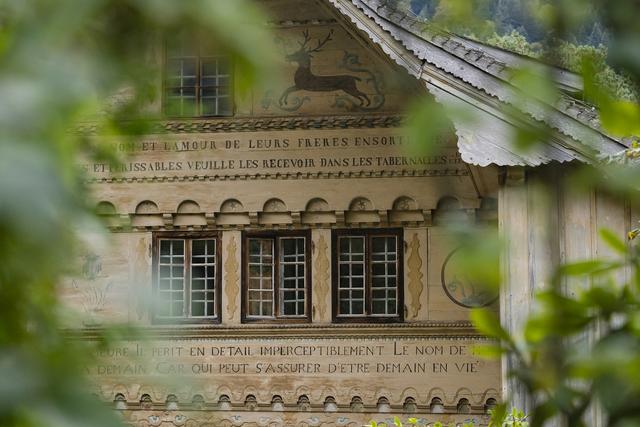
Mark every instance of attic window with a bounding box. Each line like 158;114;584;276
164;35;232;117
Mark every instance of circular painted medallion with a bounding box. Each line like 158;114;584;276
441;247;498;308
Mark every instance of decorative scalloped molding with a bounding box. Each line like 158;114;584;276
100;383;499;407
87;168;470;184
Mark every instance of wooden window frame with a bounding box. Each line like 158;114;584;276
152;231;222;325
331;228;404;323
241;230;312;324
162;37;234;118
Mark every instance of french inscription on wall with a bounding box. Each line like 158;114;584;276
84;128;464;179
89;337;499;402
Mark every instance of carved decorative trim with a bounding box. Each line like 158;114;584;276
68;321;482;340
122;410;491;427
75;114;404;136
123;408;489;427
313;234;330;320
407;233;424;319
87;168;470;184
267;18;338;27
224;236;240;319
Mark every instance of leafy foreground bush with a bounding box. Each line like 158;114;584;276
369;408;528;427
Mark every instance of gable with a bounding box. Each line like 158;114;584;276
232;0;421;117
325;0;629;166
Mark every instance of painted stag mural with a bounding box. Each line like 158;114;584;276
268;29;385;112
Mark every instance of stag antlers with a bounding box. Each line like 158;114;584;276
297;29;334;53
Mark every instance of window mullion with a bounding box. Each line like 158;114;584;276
365;234;371;316
196;55;201;116
274;237;280;318
185;239;191;317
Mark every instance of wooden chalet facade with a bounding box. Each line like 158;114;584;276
63;0;633;426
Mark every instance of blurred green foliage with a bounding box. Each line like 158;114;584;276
399;0;640;426
367;407;528;426
0;1;276;426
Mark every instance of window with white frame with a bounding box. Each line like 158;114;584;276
154;233;220;323
243;231;311;322
333;229;403;322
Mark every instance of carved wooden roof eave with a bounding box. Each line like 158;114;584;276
325;0;629;167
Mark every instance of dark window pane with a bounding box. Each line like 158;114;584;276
160;241;171;255
340;299;350;314
352;300;364;314
283;301;296;315
372;263;385;276
192;302;205;317
218;76;230;88
372;277;385;288
282;238;296;255
262;302;272;316
353;263;364;276
339;264;349;276
192;266;205;278
218;97;232;116
388;299;396;315
339;238;349;253
372;289;385;299
283;264;296;278
351;237;364;253
249;300;260;315
201;98;217;116
192;240;205;256
372;300;385;314
372;237;387;253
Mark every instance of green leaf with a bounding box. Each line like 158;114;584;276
488;403;507;427
394;416;403;427
599;228;628;254
470;309;513;344
599;99;640;137
558;260;621;276
472;343;506;359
